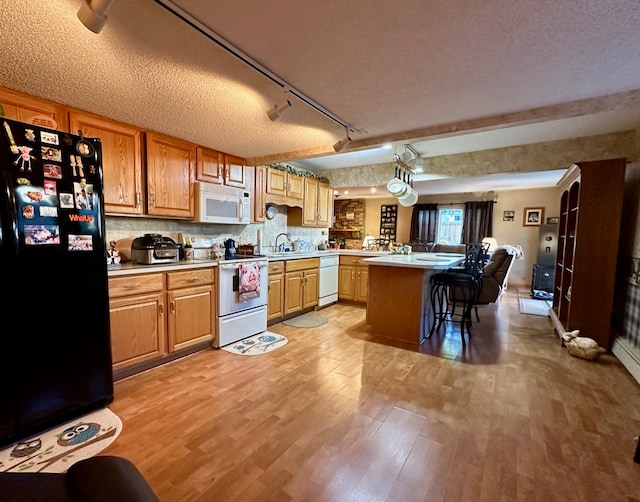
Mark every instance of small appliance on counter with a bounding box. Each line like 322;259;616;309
237;244;259;256
224;238;237;260
131;233;179;264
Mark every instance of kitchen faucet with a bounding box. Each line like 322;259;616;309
275;233;291;252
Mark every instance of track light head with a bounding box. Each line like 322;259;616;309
333;127;352;152
266;98;292;121
77;0;115;34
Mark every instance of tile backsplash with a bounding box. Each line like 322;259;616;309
105;204;327;260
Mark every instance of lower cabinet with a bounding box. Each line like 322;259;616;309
166;268;215;352
108;267;215;376
268;258;319;323
108;273;166;373
285;258;319;314
338;255;369;303
268;261;285;321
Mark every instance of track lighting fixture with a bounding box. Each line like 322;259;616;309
77;0;115;33
333;127;352;153
266;89;292;121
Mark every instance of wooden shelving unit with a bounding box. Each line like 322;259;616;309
550;158;626;350
379;205;397;242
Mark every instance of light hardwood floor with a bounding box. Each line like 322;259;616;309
103;287;640;501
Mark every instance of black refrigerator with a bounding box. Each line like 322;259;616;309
0;117;113;448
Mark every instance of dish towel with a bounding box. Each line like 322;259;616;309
238;262;260;301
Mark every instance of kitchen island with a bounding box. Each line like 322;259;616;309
362;253;464;345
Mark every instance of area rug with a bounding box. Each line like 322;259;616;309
0;407;121;473
282;313;328;328
519;298;552;316
222;331;288;355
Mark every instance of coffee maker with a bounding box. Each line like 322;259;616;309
224;238;237;260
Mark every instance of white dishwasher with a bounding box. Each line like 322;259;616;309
318;254;339;307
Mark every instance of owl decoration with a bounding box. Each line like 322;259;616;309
10;438;42;458
56;422;100;447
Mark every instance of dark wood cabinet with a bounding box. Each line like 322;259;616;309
550;158;626;350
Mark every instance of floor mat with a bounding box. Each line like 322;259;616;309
282;313;328;328
221;331;288;355
0;407;121;473
519;297;552;316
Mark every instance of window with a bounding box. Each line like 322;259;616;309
436;206;464;244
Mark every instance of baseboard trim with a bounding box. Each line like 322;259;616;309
612;338;640;384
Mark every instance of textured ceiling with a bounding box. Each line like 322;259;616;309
1;0;639;195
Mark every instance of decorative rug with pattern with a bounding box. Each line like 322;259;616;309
282;313;328;328
0;407;121;473
221;331;288;355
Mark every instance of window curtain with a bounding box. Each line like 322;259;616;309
462;201;494;243
410;203;438;241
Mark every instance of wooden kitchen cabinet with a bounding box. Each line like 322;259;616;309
196;146;224;184
224;154;246;188
283;258;320;316
166;268;215;352
69;110;144;215
266;168;303;200
550;159;625;350
268;261;285;321
108;274;166;373
146;132;195;218
288;177;332;227
196;147;246;189
253;165;266;222
0;86;68;131
338;255;369;303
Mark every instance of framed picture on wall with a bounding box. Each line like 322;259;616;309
503;210;514;221
523;207;544;226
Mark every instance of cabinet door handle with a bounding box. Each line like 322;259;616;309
149;193;155;206
136;192;141;206
187;276;202;282
170;301;175;314
125;282;142;289
159;304;164;315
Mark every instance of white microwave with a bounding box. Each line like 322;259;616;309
194;182;251;224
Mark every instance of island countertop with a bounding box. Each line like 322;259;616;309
364;252;465;345
362;252;464;269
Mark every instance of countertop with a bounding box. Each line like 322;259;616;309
362;252;465;270
107;259;220;276
106;249;428;276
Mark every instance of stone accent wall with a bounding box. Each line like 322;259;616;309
332;199;364;249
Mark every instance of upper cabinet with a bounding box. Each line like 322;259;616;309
146;132;195;218
0;87;68;131
196;146;224;184
289;177;332;227
69;111;144;215
196;147;246;189
253;165;266;223
224;154;246;189
266;168;303;200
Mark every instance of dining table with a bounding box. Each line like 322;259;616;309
361;252;465;345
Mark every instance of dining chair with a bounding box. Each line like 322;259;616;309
427;242;487;346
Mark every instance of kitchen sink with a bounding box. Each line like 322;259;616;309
267;251;317;257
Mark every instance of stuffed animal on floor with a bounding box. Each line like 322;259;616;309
562;330;606;361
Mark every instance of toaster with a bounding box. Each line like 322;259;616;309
131;234;179;264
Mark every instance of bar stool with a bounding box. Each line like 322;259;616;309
427;243;486;346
